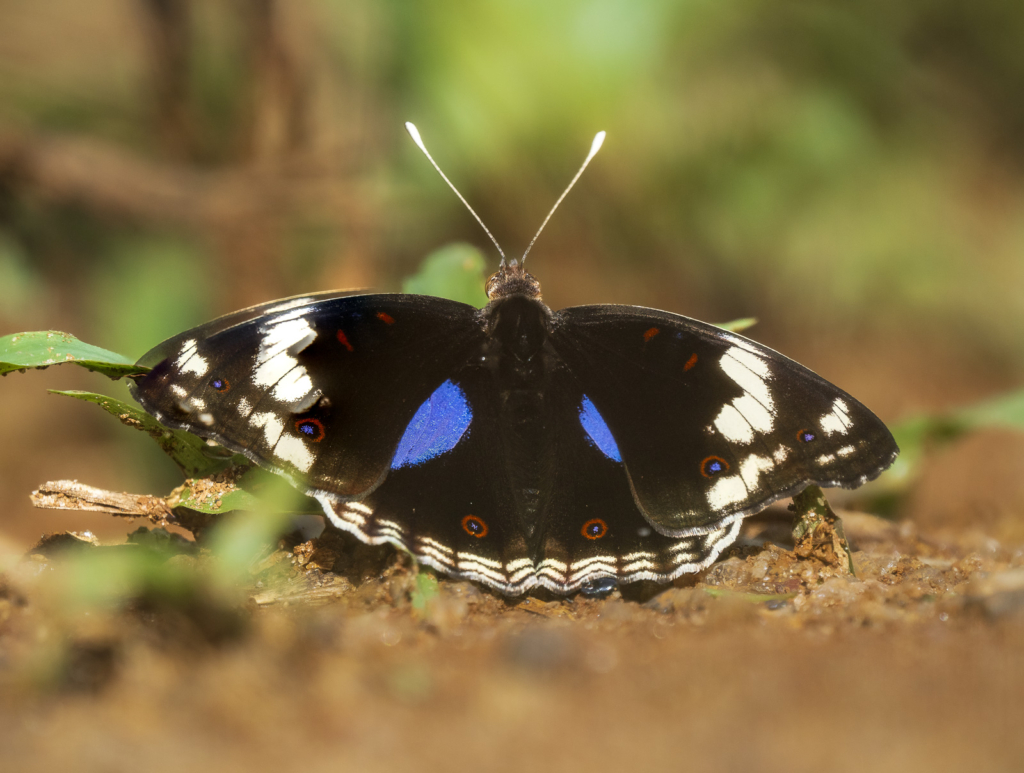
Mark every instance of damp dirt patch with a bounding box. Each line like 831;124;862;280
0;508;1022;773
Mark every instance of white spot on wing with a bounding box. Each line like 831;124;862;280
272;367;313;403
253;318;316;401
251;411;284;447
732;393;773;433
739;454;774;490
821;398;853;436
274;433;315;472
709;346;777;444
714;404;754;443
706;474;748;509
706;453;774;510
174;339;210;376
721;349;772;405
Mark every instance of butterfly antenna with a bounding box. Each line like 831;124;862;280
521;131;605;265
405;122;507;262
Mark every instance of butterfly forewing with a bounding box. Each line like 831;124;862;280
551;304;899;536
131;293;483;499
134;290;368;370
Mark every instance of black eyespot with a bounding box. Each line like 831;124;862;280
701;455;729;478
797;428;817;443
295;418;325;442
582;518;608;540
210;377;231;393
462;515;488;538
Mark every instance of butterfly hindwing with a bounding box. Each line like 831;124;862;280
318;343;742;594
551;304;899;536
131;294;483;499
320;364;534;591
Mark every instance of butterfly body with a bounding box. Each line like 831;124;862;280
130;261;898;595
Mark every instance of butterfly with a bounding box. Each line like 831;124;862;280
129;124;898;596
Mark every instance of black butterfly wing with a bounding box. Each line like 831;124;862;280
317;360;537;592
130;293;484;500
528;361;744;592
550;304;899;537
319;342;742;595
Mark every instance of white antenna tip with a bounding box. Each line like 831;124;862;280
405;121;426;151
589;131;606;159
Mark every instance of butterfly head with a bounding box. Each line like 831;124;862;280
486;259;542;301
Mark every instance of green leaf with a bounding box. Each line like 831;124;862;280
0;331;146;379
402;243;490;307
957;388;1024;430
715;317;758;333
889;387;1024;483
172;467;319;516
49;390;241;478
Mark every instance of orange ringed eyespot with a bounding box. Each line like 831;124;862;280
582;518;608;540
643;327;660;342
797;428;817;443
210;377;231;392
700;455;729;478
295;418;325;442
461;515;488;538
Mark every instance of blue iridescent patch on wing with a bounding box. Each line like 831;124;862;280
391;380;472;469
579;395;622;462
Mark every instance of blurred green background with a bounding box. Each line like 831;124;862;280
2;0;1023;546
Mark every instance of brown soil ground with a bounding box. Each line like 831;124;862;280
0;504;1022;773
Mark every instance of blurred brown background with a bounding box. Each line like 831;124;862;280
2;0;1024;547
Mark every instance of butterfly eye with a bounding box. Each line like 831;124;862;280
461;515;488;538
581;518;608;540
210;377;231;393
295;418;325;442
797;429;817;443
701;455;729;478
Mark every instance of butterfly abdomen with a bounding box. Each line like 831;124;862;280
479;293;563;544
